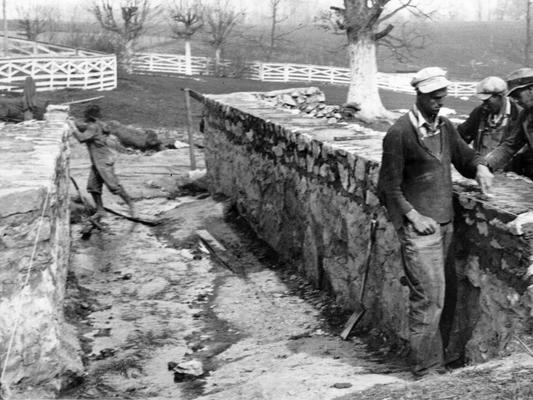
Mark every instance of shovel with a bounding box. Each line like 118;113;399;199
340;218;378;340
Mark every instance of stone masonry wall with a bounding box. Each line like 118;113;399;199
201;90;533;364
0;107;82;397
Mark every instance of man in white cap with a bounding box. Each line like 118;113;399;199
458;76;522;158
486;68;533;175
377;67;493;377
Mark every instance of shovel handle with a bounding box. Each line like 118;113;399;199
359;219;378;302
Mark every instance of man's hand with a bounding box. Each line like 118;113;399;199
475;164;493;195
66;118;77;131
405;209;439;235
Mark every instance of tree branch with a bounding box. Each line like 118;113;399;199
373;23;393;40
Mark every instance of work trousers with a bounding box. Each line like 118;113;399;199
398;221;454;375
87;163;123;196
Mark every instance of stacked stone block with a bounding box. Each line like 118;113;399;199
201;90;533;364
0;108;82;397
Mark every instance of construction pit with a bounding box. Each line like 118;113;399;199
0;90;532;400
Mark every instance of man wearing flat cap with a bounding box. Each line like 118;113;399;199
377;67;493;377
486;68;533;175
458;76;522;157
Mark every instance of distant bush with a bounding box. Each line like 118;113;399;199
53;29;119;55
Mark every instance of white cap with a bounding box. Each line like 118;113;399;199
411;67;450;94
475;76;507;100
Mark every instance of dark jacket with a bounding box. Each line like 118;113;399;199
457;101;522;155
486;108;533;171
377;113;482;230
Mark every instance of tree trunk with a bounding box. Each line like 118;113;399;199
214;47;221;76
123;40;134;74
526;0;531;66
346;35;391;120
185;39;192;75
268;3;277;61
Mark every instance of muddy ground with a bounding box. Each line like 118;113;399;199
59;133;533;400
52;71;532;399
63;137;411;399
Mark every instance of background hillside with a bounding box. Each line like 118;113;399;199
137;21;528;81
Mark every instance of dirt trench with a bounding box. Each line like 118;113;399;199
61;139;533;400
62;186;416;400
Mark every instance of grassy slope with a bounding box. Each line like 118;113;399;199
341;355;533;400
42;73;476;130
140;21;527;81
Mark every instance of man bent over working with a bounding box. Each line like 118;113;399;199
67;105;135;222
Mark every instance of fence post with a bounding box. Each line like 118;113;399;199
8;61;12;90
100;59;104;90
259;63;264;81
50;62;54;90
149;54;153;72
66;60;71;88
283;64;289;82
330;68;335;84
84;60;88;89
184;88;197;171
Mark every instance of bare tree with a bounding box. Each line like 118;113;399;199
316;9;427;65
90;0;152;73
16;5;58;41
492;0;531;66
326;0;431;120
267;0;287;60
526;0;532;66
265;0;306;60
204;0;244;74
169;0;204;75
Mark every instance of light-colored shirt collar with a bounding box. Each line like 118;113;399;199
409;104;441;138
487;97;511;126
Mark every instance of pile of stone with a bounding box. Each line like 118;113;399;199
260;87;349;124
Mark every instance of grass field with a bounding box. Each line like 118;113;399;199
138;21;529;81
43;73;477;131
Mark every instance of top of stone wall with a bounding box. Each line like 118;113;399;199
204;90;533;221
0;107;69;218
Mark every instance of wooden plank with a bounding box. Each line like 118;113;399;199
196;230;226;252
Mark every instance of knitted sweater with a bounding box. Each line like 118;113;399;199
377;113;482;230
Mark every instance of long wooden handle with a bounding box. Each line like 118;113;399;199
358;219;378;303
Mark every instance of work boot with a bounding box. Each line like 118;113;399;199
93;208;106;222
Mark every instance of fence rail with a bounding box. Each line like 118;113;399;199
0;37;117;92
132;53;478;97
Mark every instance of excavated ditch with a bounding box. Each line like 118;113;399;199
61;186;411;399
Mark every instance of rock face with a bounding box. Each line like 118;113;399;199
106;120;162;151
0;107;83;397
200;90;533;364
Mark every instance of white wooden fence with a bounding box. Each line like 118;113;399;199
132;52;478;97
0;37;117;92
132;52;231;76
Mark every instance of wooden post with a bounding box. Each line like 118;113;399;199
2;0;7;56
184;88;197;171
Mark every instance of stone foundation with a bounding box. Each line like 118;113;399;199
200;89;533;363
0;108;82;397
